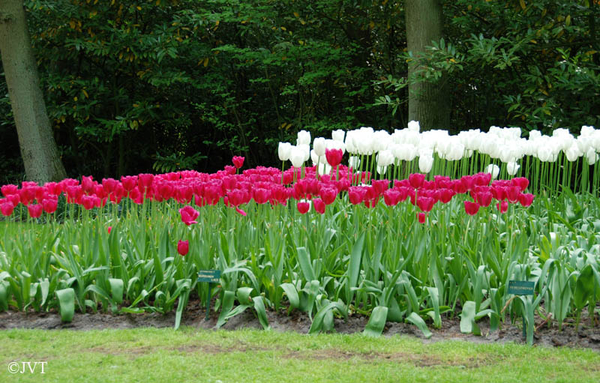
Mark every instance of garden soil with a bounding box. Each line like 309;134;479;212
1;299;599;352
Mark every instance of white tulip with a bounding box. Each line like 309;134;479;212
586;148;597;165
297;130;311;146
581;125;595;137
507;161;520;176
332;129;345;142
408;120;420;132
278;142;292;161
529;130;542;140
566;144;581;162
310;149;319;166
538;145;552;162
486;164;500;179
290;147;305;168
373;130;391;152
356;131;374;155
377;165;388;175
348;156;361;169
298;144;311;162
313;137;326;157
377;149;394;168
345;131;358;154
318;162;332;175
419;155;434;173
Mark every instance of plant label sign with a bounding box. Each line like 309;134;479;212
198;270;221;283
197;270;221;321
508;280;535;295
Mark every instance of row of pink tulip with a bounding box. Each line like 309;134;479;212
0;157;534;218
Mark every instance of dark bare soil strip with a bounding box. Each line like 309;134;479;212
1;299;599;351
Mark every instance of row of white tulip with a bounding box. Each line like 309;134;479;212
278;122;599;176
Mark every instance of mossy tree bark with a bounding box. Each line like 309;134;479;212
405;0;450;130
0;0;66;183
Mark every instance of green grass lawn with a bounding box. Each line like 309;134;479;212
1;328;599;383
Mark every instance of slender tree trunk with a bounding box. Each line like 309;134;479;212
405;0;449;130
0;0;67;183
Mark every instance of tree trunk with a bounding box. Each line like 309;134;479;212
0;0;67;183
405;0;449;130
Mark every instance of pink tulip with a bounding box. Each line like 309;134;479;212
325;149;343;167
464;201;480;216
0;201;14;217
28;204;43;218
297;201;310;214
232;156;245;169
312;198;325;214
177;240;189;256
409;173;425;189
179;206;200;225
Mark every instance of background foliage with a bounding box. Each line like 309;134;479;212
0;0;598;182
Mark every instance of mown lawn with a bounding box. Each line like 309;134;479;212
1;328;599;383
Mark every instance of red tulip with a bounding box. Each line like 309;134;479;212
18;187;36;206
252;188;270;204
511;177;529;192
1;184;18;197
372;179;390;195
417;212;426;224
102;178;118;194
438;188;454;204
497;200;508;213
138;174;155;191
28;204;43;218
232;156;245;169
416;196;435;212
235;207;247;216
474;172;492;186
312;198;326;214
319;187;337;205
108;226;112;234
348;187;366;205
177;240;189;256
42;198;58;214
409;173;425;189
476;191;493;207
121;176;138;192
464;201;480;215
383;189;400;206
518;193;535;207
297;201;311;214
0;201;14;217
179;205;200;225
506;186;521;203
325;148;343;167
